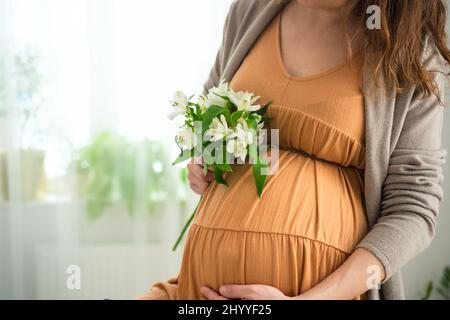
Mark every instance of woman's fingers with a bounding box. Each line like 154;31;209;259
218;284;288;300
191;156;214;172
187;163;202;180
219;285;256;300
204;170;214;181
187;160;214;195
187;157;216;194
200;286;229;300
191;156;204;166
188;163;213;182
189;181;210;195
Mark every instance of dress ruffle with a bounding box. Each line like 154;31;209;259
177;224;352;299
267;104;365;169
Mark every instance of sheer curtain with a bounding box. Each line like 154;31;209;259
0;0;233;299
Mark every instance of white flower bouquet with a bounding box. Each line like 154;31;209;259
168;80;272;250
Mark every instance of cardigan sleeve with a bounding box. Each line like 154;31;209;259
356;41;447;281
202;0;240;93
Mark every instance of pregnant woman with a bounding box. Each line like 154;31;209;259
138;0;448;300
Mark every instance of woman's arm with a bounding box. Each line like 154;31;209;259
354;40;447;282
293;248;384;300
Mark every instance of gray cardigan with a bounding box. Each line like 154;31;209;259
203;0;447;300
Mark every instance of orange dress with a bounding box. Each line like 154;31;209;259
138;13;369;300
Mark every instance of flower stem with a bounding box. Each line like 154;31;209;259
172;197;202;251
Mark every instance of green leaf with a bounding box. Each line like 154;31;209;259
436;287;448;300
255;101;272;116
421;281;434;300
246;117;258;131
214;166;228;186
248;140;258;160
216;163;233;172
172;148;194;165
437;266;450;299
231;110;245;125
202;105;223;132
223;100;236;115
253;156;269;198
262;116;274;124
441;266;450;284
191;104;201;120
203;149;214;166
222;108;231;125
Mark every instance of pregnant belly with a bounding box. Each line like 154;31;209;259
176;150;368;299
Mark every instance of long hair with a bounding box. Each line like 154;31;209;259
343;0;450;101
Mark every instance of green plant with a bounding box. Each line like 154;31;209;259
15;49;48;149
421;265;450;300
0;49;47;147
73;132;182;220
0;50;48;202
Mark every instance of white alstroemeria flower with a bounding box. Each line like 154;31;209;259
232;119;254;146
168;91;189;120
176;126;198;150
226;138;248;162
229;91;261;112
210;79;229;96
197;95;209;113
253;114;263;123
205;114;233;142
207;79;229;108
207;93;227;108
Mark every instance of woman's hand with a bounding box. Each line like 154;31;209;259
201;249;384;300
200;285;289;300
187;157;214;195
